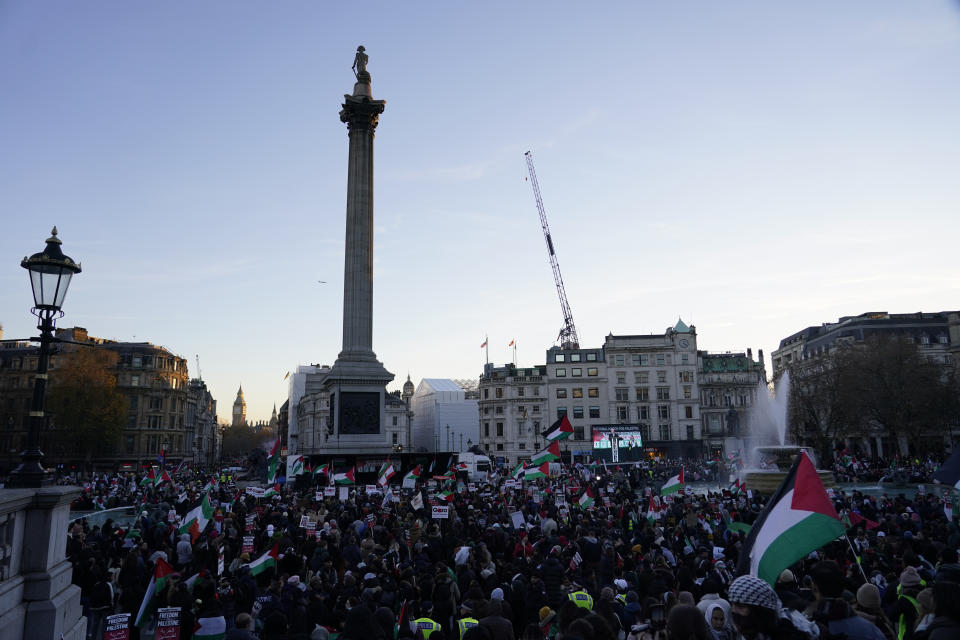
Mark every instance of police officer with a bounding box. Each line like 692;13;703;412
569;586;594;610
414;601;442;639
456;603;479;640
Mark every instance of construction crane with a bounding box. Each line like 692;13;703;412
524;150;580;349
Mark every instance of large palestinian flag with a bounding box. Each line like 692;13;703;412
402;465;421;489
661;468;684;496
135;557;175;627
523;462;550;480
530;441;561;466
332;468;355;485
735;451;845;586
541;415;573;442
178;493;215;542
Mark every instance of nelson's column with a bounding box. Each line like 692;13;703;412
321;46;395;453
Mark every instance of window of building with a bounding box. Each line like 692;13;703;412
532;405;540;413
484;422;490;437
130;396;138;410
127;415;136;428
615;387;628;402
939;335;949;344
484;407;490;415
616;372;626;384
495;406;503;414
496;443;504;451
133;355;142;368
169;415;175;428
680;371;693;383
709;415;721;433
635;372;648;384
588;387;599;398
533;387;540;396
587;368;598;377
656;387;670;400
497;422;504;436
557;407;567;418
615;355;625;366
518;442;526;450
684;386;692;399
921;335;930;345
555;353;566;362
126;435;135;453
518;405;526;415
392;416;398;426
573;406;584;419
656;354;665;365
586;353;597;362
496;387;503;398
658;405;670;420
518;387;525;397
571;353;581;362
686;424;695;440
130;374;139;387
638;405;649;420
572;387;583;398
148;415;161;429
632;354;641;366
636;387;649;401
571;367;582;377
739;393;748;406
556;388;567;399
484;389;489;399
657;371;667;383
659;424;671;440
589;406;601;419
617;405;628;420
555;368;566;377
392;432;398;444
574;426;585;440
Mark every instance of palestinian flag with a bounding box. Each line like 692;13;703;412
646;494;659;524
178;493;215;542
510;462;527;480
193;616;227;640
184;569;208;593
135;557;175;627
579;488;595;509
266;437;281;484
378;460;396;487
242;543;279;577
661;468;684;496
332;468;355;485
402;465;421;488
730;478;743;495
140;468;156;487
436;490;454;503
154;469;172;488
541;415;573;442
722;508;752;535
530;441;561;466
315;462;331;478
848;511;879;530
287;455;304;478
203;477;218;493
262;483;280;498
523;462;550;480
735;451;845;586
933;447;960;489
453;461;469;472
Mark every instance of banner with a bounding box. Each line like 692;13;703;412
324;487;336;497
431;505;449;519
242;536;254;554
338;487;349;501
155;607;181;640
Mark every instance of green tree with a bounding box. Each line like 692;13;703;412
46;347;126;471
220;423;261;458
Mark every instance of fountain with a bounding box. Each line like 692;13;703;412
741;372;836;494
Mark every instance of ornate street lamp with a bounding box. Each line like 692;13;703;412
9;227;81;487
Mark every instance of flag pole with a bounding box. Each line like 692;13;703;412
843;533;868;582
485;334;489;366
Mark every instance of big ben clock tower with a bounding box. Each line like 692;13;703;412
232;386;247;427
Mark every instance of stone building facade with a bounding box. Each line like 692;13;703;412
698;349;767;458
477;364;548;463
0;326;196;471
186;379;219;467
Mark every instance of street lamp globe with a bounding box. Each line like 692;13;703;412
21;227;82;313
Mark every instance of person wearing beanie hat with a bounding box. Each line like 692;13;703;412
854;583;896;640
892;567;924;640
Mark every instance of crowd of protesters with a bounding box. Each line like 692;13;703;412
65;455;960;640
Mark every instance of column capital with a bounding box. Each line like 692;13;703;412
340;94;386;132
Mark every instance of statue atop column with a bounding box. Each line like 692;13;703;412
352;45;371;84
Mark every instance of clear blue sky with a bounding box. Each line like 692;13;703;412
2;2;959;422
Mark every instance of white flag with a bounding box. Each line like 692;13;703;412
411;493;424;511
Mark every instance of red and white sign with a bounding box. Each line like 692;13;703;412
431;505;449;519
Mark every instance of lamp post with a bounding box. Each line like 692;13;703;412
9;227;81;488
